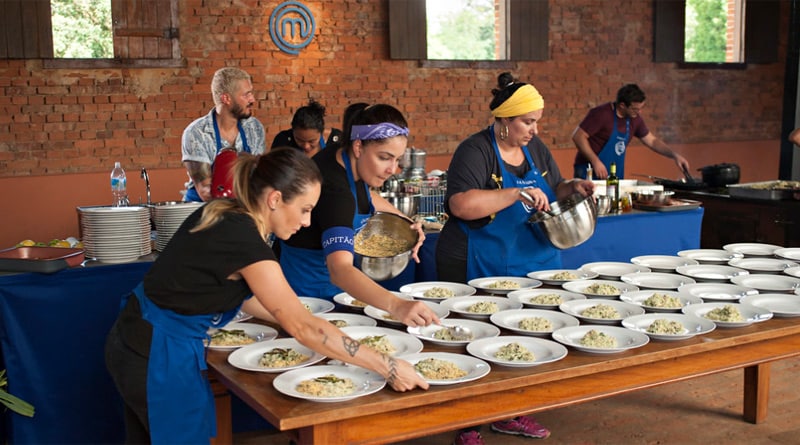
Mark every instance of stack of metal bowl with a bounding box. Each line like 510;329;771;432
354;212;419;280
380;192;419;218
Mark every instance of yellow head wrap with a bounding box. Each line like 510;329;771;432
490;84;544;118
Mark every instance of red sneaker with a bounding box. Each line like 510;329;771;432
453;430;485;445
490;416;551;439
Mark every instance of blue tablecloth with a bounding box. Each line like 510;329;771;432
415;208;704;281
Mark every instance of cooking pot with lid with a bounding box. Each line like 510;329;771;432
698;163;740;187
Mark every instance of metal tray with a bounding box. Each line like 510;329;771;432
633;198;702;212
727;181;800;200
0;246;85;274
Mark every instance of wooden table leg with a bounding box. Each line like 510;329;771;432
210;377;233;445
743;363;771;424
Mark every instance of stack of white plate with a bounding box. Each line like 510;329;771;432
79;206;152;263
151;202;203;251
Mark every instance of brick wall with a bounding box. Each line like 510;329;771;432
0;0;788;177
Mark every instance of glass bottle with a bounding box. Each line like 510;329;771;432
606;162;619;212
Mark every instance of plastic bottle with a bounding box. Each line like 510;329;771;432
606;162;619;212
110;162;129;207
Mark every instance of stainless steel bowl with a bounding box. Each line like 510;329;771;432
631;190;674;205
380;192;419;218
527;194;597;249
354;212;419;281
594;194;612;215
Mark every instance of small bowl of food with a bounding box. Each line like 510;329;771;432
354;212;419;281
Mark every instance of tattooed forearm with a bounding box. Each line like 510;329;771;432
343;336;360;357
319;328;329;345
384;355;398;386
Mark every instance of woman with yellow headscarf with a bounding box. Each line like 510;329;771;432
436;74;594;443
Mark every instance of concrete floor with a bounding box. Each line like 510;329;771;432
234;356;800;445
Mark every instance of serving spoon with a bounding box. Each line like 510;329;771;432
439;323;473;341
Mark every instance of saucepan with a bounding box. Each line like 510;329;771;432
698;163;740;187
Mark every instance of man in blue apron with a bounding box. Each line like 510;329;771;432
181;67;265;202
572;83;690;180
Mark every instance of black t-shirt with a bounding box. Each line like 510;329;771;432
284;147;371;249
270;128;344;151
437;127;563;262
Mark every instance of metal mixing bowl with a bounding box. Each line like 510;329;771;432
631;190;674;204
380;192;420;218
527;194;597;249
594;194;612;215
354;212;419;281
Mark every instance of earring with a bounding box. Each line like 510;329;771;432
499;125;509;141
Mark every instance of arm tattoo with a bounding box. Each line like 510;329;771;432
343;336;360;357
319;328;329;345
384;355;398;386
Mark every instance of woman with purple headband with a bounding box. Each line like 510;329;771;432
279;103;440;328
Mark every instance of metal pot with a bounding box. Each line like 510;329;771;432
698;163;740;187
380;192;419;217
527;194;597;249
354;212;419;281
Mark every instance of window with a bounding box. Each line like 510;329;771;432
0;0;182;68
654;0;779;65
389;0;549;61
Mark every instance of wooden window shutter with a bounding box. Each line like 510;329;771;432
112;0;179;59
744;0;779;64
389;0;427;59
652;0;685;63
0;0;53;59
509;0;549;61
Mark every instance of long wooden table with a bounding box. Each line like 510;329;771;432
207;316;800;445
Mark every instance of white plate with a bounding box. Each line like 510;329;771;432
740;293;800;317
401;352;491;385
272;365;386;402
677;282;758;301
489;308;580;336
467;276;542;295
231;310;253;323
340;326;424;356
551;325;650;354
316;312;378;327
630;255;699;272
438;296;523;319
559;299;645;324
774;247;800;262
206;322;279;351
227;338;326;372
681;302;773;328
730;274;800;293
466;336;568;367
332;291;412;310
407;319;500;346
621;313;716;341
364;301;450;326
398;281;477;300
677;249;744;264
619;290;704;313
507;288;587;309
674;264;749;283
562;279;640;298
785;266;800;279
526;269;599;285
578;262;651;280
299;297;336;314
723;243;783;257
620;272;696;290
728;258;798;274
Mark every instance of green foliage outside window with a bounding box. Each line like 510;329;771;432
685;0;727;62
427;0;496;60
51;0;113;58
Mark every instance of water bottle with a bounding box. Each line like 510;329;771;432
110;162;129;207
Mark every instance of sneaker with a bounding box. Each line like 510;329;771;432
454;430;485;445
490;416;551;439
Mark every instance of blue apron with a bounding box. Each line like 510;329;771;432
185;113;252;202
459;126;560;281
576;107;629;180
129;283;240;444
280;149;373;298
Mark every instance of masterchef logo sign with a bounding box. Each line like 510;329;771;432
269;1;316;55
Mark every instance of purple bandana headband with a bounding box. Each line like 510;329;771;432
350;123;409;141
